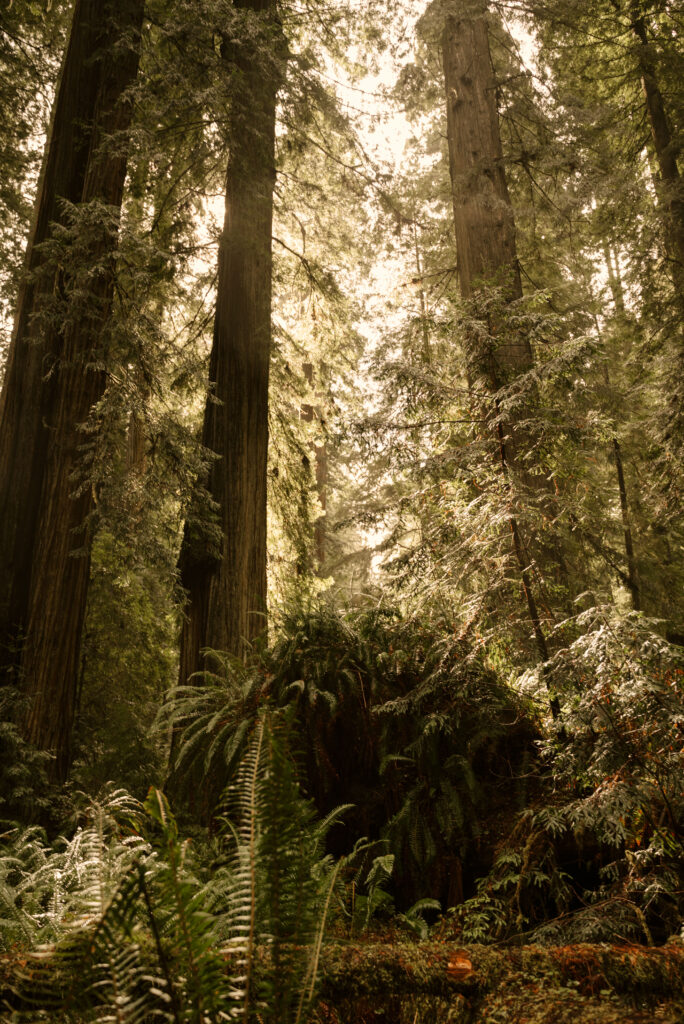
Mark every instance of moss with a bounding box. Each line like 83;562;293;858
4;938;684;1023
315;940;684;1024
475;985;684;1024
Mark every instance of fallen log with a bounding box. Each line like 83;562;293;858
2;939;684;1022
315;940;684;1023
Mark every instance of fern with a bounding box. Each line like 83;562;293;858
2;728;346;1024
215;710;350;1023
164;601;533;905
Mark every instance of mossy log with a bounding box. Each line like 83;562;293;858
2;940;684;1022
315;940;684;1023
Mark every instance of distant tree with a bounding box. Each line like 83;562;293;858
441;0;557;690
0;1;66;340
523;0;684;618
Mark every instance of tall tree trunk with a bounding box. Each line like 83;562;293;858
412;218;432;365
442;3;527;353
299;362;328;572
611;436;641;611
629;3;684;282
602;242;627;320
177;0;282;681
627;3;684;466
0;0;144;781
599;246;641;612
442;1;558;710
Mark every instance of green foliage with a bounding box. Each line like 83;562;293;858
342;851;396;935
451;825;573;944
0;687;54;826
0;787;145;955
445;609;684;945
72;528;177;797
167;601;536;904
0;0;683;990
0;0;66;338
395;897;442;941
1;714;344;1022
545;608;684;842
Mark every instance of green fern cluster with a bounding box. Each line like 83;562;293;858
212;711;348;1023
0;685;55;827
1;714;342;1023
165;601;536;905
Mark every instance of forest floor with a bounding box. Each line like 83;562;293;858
314;939;684;1022
2;936;684;1021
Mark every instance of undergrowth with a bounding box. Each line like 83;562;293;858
0;712;348;1023
4;601;682;1024
162;601;537;906
446;608;684;945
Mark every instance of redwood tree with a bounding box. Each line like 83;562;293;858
177;0;284;680
441;0;555;687
0;0;145;780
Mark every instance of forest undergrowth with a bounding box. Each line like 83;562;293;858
2;603;684;1022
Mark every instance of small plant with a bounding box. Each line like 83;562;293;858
395;897;442;940
343;851;396;935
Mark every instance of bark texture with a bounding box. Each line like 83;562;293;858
0;0;144;780
629;4;684;282
178;0;282;680
442;0;530;380
442;2;557;703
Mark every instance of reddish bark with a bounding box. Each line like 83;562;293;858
178;0;283;678
0;0;144;779
442;2;557;707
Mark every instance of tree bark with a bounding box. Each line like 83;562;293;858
442;1;529;374
628;3;684;465
629;4;684;283
177;0;282;680
300;362;328;572
442;1;558;709
0;0;144;780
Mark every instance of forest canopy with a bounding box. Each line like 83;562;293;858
0;0;682;1021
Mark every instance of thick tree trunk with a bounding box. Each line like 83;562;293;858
628;4;684;470
442;1;530;376
314;940;684;1017
442;2;558;708
0;0;144;780
177;0;282;680
629;5;684;283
